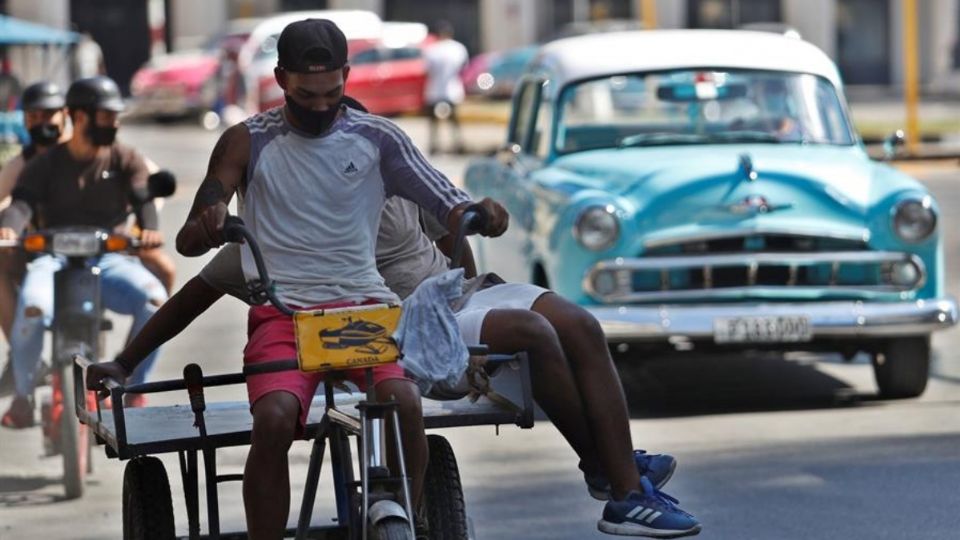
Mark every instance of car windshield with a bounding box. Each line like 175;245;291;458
556;69;855;154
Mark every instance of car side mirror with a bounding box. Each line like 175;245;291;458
883;130;905;160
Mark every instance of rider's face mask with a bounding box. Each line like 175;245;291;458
28;123;61;146
86;109;118;146
284;94;340;135
88;124;118;146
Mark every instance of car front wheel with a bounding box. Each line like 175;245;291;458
872;336;931;399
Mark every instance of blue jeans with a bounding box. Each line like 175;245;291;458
11;253;168;398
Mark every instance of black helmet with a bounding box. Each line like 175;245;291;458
21;81;65;110
66;76;125;112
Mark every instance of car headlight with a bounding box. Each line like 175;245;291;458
893;197;936;242
574;205;620;251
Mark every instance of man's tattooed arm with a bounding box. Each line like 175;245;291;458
187;176;229;220
176;124;250;256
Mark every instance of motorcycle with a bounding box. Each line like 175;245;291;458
1;170;175;499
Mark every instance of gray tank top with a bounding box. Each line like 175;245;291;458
240;106;470;307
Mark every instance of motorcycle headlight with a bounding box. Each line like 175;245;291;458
893;197;936;242
574;205;620;251
52;232;103;257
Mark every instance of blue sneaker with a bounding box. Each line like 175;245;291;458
584;450;677;501
598;476;701;538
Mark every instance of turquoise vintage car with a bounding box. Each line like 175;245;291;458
464;30;958;398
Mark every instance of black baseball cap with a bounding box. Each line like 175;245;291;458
277;19;348;73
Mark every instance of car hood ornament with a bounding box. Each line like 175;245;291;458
725;194;793;215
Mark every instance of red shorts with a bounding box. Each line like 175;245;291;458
243;301;408;430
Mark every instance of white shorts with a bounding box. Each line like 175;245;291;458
455;282;550;345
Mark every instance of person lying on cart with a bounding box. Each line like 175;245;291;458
89;191;702;539
167;18;507;540
375;196;702;539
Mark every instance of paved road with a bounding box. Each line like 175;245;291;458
1;119;958;539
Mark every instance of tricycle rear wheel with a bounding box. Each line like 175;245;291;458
123;456;176;540
423;434;468;540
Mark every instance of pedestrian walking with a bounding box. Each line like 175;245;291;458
422;20;468;155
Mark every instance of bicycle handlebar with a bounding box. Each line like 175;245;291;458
221;216;295;316
222;205;483;315
451;204;488;269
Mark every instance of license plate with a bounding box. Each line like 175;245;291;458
294;304;401;372
713;316;812;344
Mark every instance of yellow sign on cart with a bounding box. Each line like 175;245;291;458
293;304;402;372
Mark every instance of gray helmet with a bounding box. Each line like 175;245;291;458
66;76;125;112
21;81;66;110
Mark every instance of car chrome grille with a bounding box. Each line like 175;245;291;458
584;251;926;304
644;233;868;255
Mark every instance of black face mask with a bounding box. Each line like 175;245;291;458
88;124;118;146
28;123;61;146
285;95;340;135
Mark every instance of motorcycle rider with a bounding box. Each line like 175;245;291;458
0;81;177;396
0;76;168;428
0;82;71;344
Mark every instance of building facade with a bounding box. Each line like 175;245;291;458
4;0;959;91
233;0;960;89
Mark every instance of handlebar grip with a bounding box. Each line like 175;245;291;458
214;216;295;316
451;204;489;269
184;364;206;414
461;203;489;235
223;215;246;244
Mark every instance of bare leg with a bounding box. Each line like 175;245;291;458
448;103;465;154
244;391;300;539
376;378;428;506
479;309;601;471
426;104;440;155
531;293;639;500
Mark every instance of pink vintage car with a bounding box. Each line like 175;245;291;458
130;20;257;121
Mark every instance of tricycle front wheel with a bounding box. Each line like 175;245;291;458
123;456;176;540
373;517;414;540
